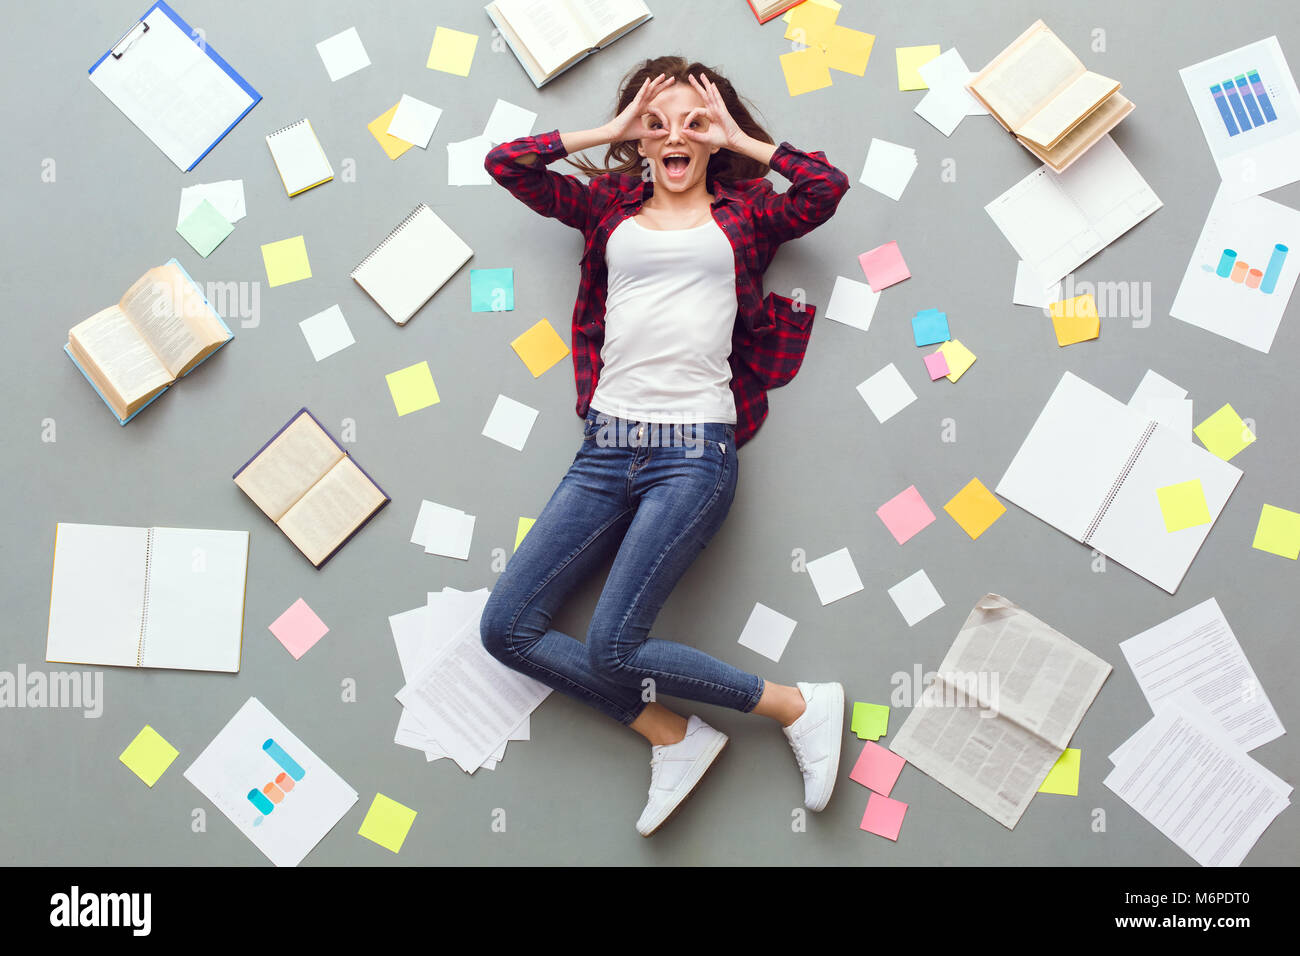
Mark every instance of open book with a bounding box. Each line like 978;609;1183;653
996;372;1242;593
746;0;802;23
234;409;389;568
47;523;248;671
484;0;653;88
66;259;233;423
968;20;1133;172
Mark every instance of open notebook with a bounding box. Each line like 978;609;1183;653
996;372;1242;593
350;203;472;324
47;523;248;671
234;409;389;568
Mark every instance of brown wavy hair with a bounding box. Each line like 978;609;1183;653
563;55;774;187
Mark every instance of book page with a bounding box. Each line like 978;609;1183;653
276;457;386;566
571;0;650;47
1018;72;1120;148
495;0;588;76
234;412;345;522
46;523;147;668
119;265;213;377
1023;94;1132;171
68;306;173;406
143;528;248;672
971;26;1083;131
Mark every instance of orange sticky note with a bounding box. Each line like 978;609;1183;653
943;478;1005;540
511;319;570;377
369;104;414;160
1049;294;1100;346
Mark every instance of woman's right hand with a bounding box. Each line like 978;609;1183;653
603;73;675;145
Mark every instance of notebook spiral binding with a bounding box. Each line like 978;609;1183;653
350;204;430;276
136;527;155;667
266;118;309;139
1082;421;1157;546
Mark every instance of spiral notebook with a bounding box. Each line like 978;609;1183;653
46;523;249;671
996;371;1242;593
350;204;472;324
266;118;333;196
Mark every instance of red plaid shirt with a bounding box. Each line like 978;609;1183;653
484;129;850;448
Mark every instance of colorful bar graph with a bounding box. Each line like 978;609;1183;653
1224;78;1252;131
1249;70;1278;122
1216;248;1238;277
262;738;305;781
1235;75;1265;126
1261;243;1288;294
1211;84;1240;135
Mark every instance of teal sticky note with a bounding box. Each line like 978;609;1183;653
851;701;890;740
471;268;515;312
912;309;949;347
177;199;234;258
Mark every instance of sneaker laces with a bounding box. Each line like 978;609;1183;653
788;733;810;777
648;748;666;796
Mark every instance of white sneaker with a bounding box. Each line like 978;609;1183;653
782;681;845;812
635;715;728;836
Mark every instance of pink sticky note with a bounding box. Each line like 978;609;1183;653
860;792;909;841
924;351;949;380
858;241;911;292
876;485;936;545
268;598;329;660
849;740;906;795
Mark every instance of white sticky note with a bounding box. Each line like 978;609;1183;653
857;364;917;423
177;180;246;227
1012;260;1063;308
483;99;538;144
298;305;355;362
411;500;476;560
447;136;494;185
737;603;798;663
316;27;371;82
1129;369;1189;404
1135;396;1195;441
917;48;986;116
887;570;944;626
824;276;881;332
388;94;443;149
806;547;865;606
481;394;539;451
859;138;918;201
914;89;968;136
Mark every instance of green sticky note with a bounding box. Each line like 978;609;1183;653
358;793;418;853
1252;504;1300;559
1038;747;1081;796
385;361;440;416
1156;479;1212;532
514;516;535;552
177;199;234;258
261;235;312;287
119;725;179;787
1194;403;1255;461
851;701;890;740
471;268;515;312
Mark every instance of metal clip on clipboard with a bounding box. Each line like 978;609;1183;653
110;19;149;59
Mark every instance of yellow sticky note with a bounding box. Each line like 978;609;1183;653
781;0;841;25
261;236;312;287
937;339;975;382
1049;294;1100;346
427;26;478;76
825;25;875;75
1156;479;1211;532
779;46;833;97
896;45;941;91
358;793;417;854
1038;748;1080;796
1252;504;1300;559
944;478;1006;540
368;104;414;160
514;516;536;552
784;2;838;49
386;361;440;416
511;319;570;377
1194;403;1256;461
119;725;178;788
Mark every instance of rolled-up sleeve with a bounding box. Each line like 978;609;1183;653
750;141;851;266
484;129;597;234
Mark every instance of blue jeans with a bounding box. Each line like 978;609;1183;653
480;409;765;725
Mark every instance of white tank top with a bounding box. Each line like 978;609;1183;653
589;215;738;425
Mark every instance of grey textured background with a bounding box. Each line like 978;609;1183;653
1;0;1296;866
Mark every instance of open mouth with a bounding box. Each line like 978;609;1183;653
662;153;691;180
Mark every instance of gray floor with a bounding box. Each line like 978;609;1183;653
2;0;1296;866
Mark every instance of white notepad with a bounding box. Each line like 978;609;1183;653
350;204;473;324
266;119;333;196
996;372;1242;594
46;523;248;671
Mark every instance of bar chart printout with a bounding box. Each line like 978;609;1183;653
1208;242;1290;293
1211;68;1281;136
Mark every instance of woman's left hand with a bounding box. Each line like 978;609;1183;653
682;73;749;152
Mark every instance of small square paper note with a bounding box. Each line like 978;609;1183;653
737;602;798;663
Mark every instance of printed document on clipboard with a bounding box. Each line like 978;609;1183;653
88;2;261;172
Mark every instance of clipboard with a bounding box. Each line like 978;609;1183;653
89;1;261;172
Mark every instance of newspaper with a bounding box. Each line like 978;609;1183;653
889;593;1112;828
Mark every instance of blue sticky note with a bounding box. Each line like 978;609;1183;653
912;309;949;347
471;268;515;312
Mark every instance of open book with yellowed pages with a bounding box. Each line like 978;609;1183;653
234;409;389;568
968;20;1133;172
65;259;233;424
485;0;652;88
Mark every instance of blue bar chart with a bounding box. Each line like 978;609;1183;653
1211;68;1282;136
